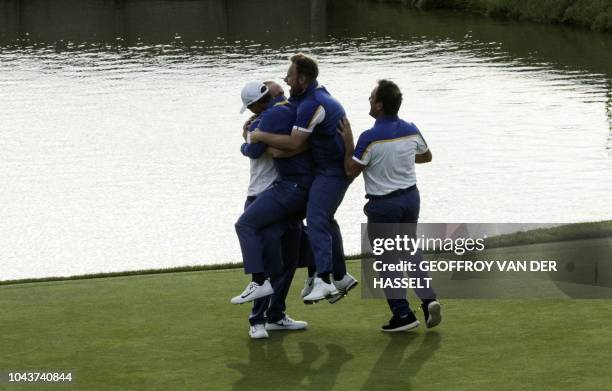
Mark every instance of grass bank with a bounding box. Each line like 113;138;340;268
483;220;612;249
393;0;612;32
1;262;612;390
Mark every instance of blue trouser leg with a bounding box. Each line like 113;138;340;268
249;296;271;326
307;173;350;274
330;218;347;278
248;221;289;326
265;219;302;323
365;188;436;316
235;181;308;274
399;189;420;223
250;219;302;325
259;223;286;277
365;195;410;317
399;189;436;301
244;196;283;326
243;197;284;277
297;225;314;269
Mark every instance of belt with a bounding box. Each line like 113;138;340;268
366;185;417;200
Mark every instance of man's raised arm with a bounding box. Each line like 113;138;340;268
240;116;267;159
267;143;309;159
250;128;309;151
252;99;325;151
240;139;267;159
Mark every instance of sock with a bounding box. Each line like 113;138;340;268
252;273;266;285
333;273;344;282
307;265;316;278
318;272;331;284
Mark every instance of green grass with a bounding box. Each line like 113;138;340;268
2;261;612;390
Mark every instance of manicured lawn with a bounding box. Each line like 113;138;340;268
1;262;611;390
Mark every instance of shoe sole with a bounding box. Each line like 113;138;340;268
426;302;442;328
265;324;308;331
249;333;269;339
327;280;358;304
303;291;337;305
300;289;313;300
381;320;420;333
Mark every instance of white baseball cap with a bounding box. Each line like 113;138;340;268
240;81;269;114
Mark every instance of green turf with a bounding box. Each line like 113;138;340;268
1;261;611;391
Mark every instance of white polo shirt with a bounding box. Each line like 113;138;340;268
353;115;428;196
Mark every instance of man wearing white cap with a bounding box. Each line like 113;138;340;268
233;81;312;339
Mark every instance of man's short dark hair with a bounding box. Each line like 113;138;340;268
290;53;319;82
375;79;402;116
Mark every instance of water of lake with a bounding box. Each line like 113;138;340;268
1;0;611;281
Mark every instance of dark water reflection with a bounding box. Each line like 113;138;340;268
2;0;611;75
0;0;327;45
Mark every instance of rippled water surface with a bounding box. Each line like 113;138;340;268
1;0;611;280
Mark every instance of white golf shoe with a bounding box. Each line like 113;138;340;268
249;324;269;339
422;300;442;328
303;278;339;303
266;315;308;331
300;276;315;298
328;273;359;304
231;280;273;304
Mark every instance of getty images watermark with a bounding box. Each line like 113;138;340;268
360;223;612;299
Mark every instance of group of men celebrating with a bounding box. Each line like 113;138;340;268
230;53;442;339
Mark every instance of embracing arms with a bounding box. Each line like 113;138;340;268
250;127;310;151
337;118;365;179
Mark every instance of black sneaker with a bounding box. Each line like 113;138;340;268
381;311;420;332
421;300;442;328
